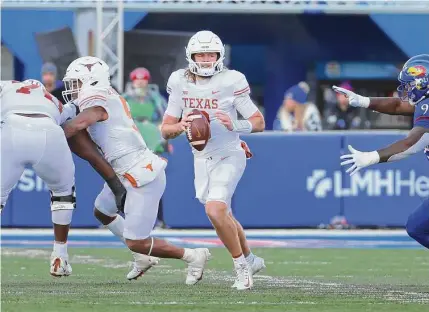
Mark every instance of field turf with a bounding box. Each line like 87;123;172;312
2;246;428;312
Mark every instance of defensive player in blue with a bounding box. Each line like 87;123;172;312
333;54;429;249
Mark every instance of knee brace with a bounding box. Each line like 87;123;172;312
51;186;76;225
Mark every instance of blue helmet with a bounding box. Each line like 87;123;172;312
398;54;429;105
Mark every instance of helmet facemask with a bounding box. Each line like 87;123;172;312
186;51;225;77
398;77;429;106
62;78;82;103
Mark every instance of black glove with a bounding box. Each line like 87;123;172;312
116;190;127;213
106;176;127;213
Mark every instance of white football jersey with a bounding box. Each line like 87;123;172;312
0;80;65;124
165;69;259;158
76;87;148;174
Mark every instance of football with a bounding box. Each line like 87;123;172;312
186;109;211;151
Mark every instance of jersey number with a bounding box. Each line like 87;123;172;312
16;85;63;113
422;104;429;115
119;96;139;132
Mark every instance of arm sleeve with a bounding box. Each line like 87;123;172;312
232;72;258;119
234;94;259;119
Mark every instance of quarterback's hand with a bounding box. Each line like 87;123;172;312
215;111;233;131
179;112;192;131
340;145;380;176
332;85;370;108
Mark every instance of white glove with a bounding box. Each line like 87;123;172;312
340;145;380;176
332;85;370;108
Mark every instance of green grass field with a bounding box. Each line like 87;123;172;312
1;248;429;312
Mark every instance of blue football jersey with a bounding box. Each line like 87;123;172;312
413;98;429;160
413;98;429;129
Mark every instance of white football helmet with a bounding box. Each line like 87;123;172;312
185;30;225;77
62;56;110;103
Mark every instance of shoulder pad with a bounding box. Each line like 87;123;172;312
79;87;109;100
78;88;108;109
222;70;250;96
223;70;246;84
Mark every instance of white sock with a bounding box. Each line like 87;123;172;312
245;252;255;264
233;254;246;267
107;215;146;261
181;248;194;262
53;241;68;257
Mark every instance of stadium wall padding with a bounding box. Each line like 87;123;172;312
3;132;428;228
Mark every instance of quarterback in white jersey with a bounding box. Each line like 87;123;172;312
0;79;79;277
162;30;266;290
61;56;210;284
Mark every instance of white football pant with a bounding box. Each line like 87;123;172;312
95;170;166;240
1;114;75;206
194;149;246;209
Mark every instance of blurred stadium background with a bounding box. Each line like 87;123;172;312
2;2;429;310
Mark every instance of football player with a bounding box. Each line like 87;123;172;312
161;30;266;290
0;79;105;277
333;54;429;249
61;56;210;285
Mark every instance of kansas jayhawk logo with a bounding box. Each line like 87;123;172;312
407;65;427;78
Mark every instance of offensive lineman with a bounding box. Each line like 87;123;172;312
61;56;210;285
333;54;429;250
161;30;266;290
1;79;82;276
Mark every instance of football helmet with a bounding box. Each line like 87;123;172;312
185;30;225;77
62;56;110;103
397;54;429;105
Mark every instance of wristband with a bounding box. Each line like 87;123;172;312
367;151;380;165
232;120;252;133
360;96;370;108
